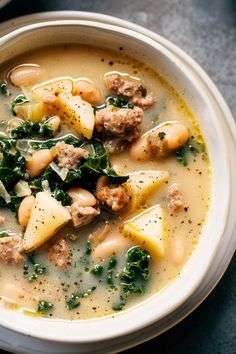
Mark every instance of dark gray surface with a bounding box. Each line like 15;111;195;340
1;1;236;353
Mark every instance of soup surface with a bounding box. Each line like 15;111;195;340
0;45;210;320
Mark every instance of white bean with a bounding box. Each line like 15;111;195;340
96;175;109;194
9;65;46;88
67;187;97;207
92;235;127;261
45;116;60;133
26;149;54;177
74;80;104;105
18;195;36;228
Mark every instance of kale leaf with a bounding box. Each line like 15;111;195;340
37;300;54;314
11;121;53;139
0;81;10;96
66;286;96;310
113;247;151;311
11;94;28;115
175;140;199;166
94;95;134;112
0;149;26;189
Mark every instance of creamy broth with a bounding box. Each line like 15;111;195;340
0;45;210;319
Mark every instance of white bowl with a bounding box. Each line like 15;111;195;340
0;15;236;354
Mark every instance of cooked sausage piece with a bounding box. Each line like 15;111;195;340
55;142;88;170
105;74;155;110
166;183;183;211
48;238;69;269
95;105;143;142
97;184;130;212
0;237;24;264
69;202;100;228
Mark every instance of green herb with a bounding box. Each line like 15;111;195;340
158;131;166;140
106;96;134;109
112;300;126;311
90;264;103;276
11;94;28;115
27;253;46;283
0;230;12;238
107;256;117;287
51;187;72;206
66;296;80;310
0;148;26;190
93;96;134;112
81;139;128;184
66;286;96;311
0;81;10;96
37;300;54;314
175;140;199;166
119;247;150;296
11;121;53;139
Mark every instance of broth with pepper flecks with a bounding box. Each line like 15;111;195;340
0;45;210;319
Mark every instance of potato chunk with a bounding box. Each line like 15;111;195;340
56;93;95;139
23;192;71;252
122;204;165;257
31;77;74;101
124;170;169;213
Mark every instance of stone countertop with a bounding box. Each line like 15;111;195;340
1;1;236;353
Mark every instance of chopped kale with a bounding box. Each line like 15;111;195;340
106;96;134;109
27;253;47;283
176;140;199;166
11;121;53;139
66;295;80;310
37;300;54;314
107;256;117;287
11;94;28;115
66;286;96;311
51;187;72;206
93;95;134;112
90;264;104;276
119;247;150;296
0;81;10;96
0;149;26;189
81;139;128;184
0;230;12;238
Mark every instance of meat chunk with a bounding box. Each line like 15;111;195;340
69;202;100;228
48;238;69;269
95;105;143;142
0;215;5;225
0;236;24;264
97;184;131;212
55;142;88;170
105;74;155;110
166;183;183;211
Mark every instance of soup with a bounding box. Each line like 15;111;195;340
0;45;210;320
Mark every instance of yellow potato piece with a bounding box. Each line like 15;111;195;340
124;170;169;213
57;93;95;139
23;192;71;252
122;204;165;257
14;101;47;122
31;77;74;101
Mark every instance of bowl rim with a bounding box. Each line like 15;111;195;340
0;16;235;344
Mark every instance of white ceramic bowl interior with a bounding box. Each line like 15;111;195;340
0;18;235;348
